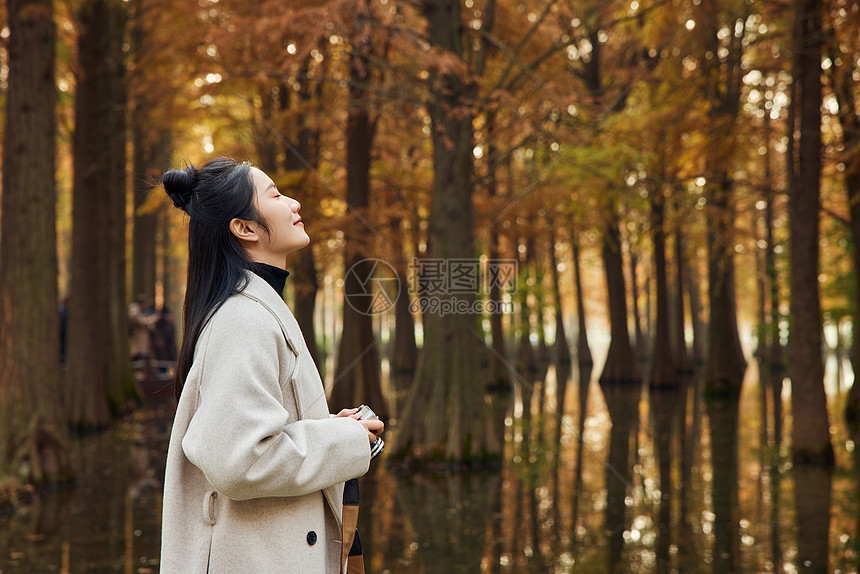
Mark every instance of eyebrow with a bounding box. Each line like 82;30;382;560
265;183;277;192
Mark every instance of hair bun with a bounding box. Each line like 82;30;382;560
163;165;198;209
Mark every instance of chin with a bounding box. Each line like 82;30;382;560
290;235;311;253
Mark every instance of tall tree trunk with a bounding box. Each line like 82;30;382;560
106;1;133;409
332;25;385;417
548;225;570;455
830;16;860;425
764;191;785;446
534;240;552;389
599;207;639;384
705;176;747;385
687;246;705;366
484;113;511;423
278;65;322;367
66;0;130;429
673;222;689;373
129;0;167;304
570;228;592;366
390;225;418;375
548;229;569;367
392;0;497;461
0;0;72;486
754;200;771;472
517;239;537;433
629;235;646;360
699;0;747;388
649;190;676;387
788;0;833;466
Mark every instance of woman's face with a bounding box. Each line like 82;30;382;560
249;167;310;263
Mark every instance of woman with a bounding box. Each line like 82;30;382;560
160;157;383;573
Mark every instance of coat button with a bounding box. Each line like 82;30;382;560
306;531;317;546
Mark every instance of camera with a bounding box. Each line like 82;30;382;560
355;404;379;422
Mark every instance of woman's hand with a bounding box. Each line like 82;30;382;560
336;406;383;442
358;419;384;442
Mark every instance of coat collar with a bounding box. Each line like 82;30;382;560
238;270;301;354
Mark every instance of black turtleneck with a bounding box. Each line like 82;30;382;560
250;262;290;297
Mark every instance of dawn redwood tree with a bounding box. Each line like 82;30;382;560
65;0;133;428
570;222;593;366
130;0;172;302
0;0;72;485
599;207;639;383
695;0;749;385
827;3;860;424
562;1;638;385
787;0;833;466
648;186;677;387
331;0;387;418
392;0;499;461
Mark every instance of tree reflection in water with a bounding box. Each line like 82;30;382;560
1;374;858;573
706;382;742;574
599;379;642;574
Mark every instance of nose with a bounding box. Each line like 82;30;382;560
292;198;301;212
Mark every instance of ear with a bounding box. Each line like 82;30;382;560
229;218;260;244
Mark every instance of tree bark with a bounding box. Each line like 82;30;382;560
280;62;323;367
687;246;705;366
107;0;133;409
66;0;131;429
764;191;785;447
698;0;748;388
599;206;639;384
129;0;168;304
483;114;510;412
392;0;498;461
570;227;592;366
629;234;646;360
517;239;537;430
673;221;689;373
788;0;833;465
390;232;418;376
0;0;72;486
548;226;570;456
332;16;386;417
649;190;676;387
705;176;747;386
829;12;860;425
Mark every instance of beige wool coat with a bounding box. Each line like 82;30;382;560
160;272;371;573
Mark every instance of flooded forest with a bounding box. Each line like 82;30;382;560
1;0;860;572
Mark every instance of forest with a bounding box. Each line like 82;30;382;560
1;0;859;572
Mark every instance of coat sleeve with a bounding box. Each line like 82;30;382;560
182;300;371;501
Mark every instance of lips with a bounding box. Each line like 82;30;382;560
294;217;303;226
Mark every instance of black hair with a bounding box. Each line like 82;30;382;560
163;157;269;400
